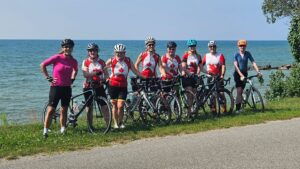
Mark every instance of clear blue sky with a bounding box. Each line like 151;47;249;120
0;0;290;40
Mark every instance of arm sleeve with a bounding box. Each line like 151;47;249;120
202;55;206;65
42;55;58;66
247;51;255;62
219;54;225;65
176;55;181;64
73;60;78;71
182;53;188;62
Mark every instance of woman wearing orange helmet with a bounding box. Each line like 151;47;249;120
234;40;262;113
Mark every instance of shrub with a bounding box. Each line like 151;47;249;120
265;70;286;100
266;63;300;100
285;63;300;97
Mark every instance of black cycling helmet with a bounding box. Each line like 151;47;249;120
61;39;75;48
167;41;177;48
87;43;99;51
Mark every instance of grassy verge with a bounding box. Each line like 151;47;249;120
1;98;300;160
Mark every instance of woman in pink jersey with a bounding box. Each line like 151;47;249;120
106;44;145;129
202;40;226;114
40;39;78;137
161;41;184;92
82;43;109;132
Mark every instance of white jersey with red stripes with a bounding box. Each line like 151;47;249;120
109;56;131;87
141;51;159;78
202;52;225;75
161;54;181;80
82;57;105;88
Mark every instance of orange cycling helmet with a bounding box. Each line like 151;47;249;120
238;40;247;46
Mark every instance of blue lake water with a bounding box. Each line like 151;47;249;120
0;40;294;124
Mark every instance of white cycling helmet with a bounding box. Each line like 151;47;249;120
208;40;217;47
145;36;156;45
114;43;126;52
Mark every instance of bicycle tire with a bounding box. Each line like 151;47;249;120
139;99;152;125
181;90;197;121
247;87;265;112
211;88;234;116
164;94;182;123
155;95;172;125
123;92;141;124
88;96;112;134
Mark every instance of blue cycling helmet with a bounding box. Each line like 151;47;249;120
186;39;197;47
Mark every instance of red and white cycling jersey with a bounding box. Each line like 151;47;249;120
202;52;225;75
82;57;105;88
161;54;181;80
109;56;131;87
140;51;160;78
182;52;201;74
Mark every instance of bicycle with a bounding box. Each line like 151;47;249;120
194;75;234;117
168;76;197;122
42;83;112;134
123;77;172;125
41;101;60;128
231;75;265;112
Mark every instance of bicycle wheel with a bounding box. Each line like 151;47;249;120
139;99;153;125
155;95;171;125
247;87;265;112
89;97;112;134
166;94;181;123
42;102;60;125
123;92;141;124
181;90;197;121
212;88;234;116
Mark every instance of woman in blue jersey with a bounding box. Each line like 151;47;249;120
233;40;262;113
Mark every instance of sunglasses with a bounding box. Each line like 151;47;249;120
189;45;196;48
239;45;246;47
209;45;216;48
88;49;98;52
62;45;73;49
148;44;155;47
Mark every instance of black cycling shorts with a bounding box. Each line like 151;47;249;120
83;86;107;106
108;85;127;101
48;86;72;108
234;71;247;89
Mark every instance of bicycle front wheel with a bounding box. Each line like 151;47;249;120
247;87;264;112
181;90;197;121
123;92;141;124
212;88;234;116
89;97;112;134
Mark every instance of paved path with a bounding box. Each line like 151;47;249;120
1;118;300;169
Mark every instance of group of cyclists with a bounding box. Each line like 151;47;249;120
40;37;262;137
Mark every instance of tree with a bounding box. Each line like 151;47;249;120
262;0;300;23
262;0;300;62
288;16;300;62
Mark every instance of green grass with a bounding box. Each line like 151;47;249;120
1;98;300;159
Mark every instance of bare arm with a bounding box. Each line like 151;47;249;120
220;64;226;78
134;53;143;71
252;62;260;74
40;63;50;78
130;60;145;78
